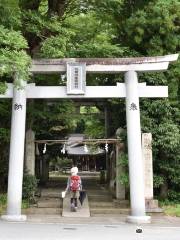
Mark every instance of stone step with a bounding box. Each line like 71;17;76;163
89;201;115;208
88;193;111;198
37;198;62;208
113;199;130;208
90;208;130;215
62;194;90;217
40;190;62;198
23;207;62;215
88;195;112;201
87;190;110;194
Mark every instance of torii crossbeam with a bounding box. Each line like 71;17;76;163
1;54;178;224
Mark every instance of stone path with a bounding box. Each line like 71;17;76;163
62;192;90;217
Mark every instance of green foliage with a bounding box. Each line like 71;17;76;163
155;122;180;152
0;193;29;214
117;153;129;186
167;190;180;203
119;0;180;55
0;194;7;215
80;106;100;114
65;13;127;58
0;82;7;95
0;0;21;30
0;193;7;205
0;26;27;49
0;128;10;142
0;48;31;82
0;99;11;190
153;174;164;188
50;157;72;170
84;117;105;138
22;200;30;209
22;174;38;202
0;1;31;81
28;97;76;140
141;98;180;195
164;204;180;217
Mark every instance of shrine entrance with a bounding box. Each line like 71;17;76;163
0;54;178;223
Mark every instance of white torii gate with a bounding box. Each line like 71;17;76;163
1;54;178;223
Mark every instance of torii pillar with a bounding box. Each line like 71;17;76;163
125;71;150;223
1;79;27;221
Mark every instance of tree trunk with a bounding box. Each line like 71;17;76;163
19;0;41;11
48;0;67;17
160;180;168;199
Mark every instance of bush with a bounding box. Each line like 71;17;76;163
0;193;30;214
22;174;38;202
167;190;180;203
0;194;7;215
50;157;72;171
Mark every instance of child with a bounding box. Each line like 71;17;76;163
65;167;82;211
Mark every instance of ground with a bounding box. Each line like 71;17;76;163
1;173;180;239
0;219;180;240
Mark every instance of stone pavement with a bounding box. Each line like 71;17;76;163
0;217;180;240
25;214;180;227
62;192;90;217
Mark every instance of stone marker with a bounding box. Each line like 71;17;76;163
25;129;35;175
142;133;153;199
142;133;162;212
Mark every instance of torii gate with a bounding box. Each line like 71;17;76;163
1;54;178;223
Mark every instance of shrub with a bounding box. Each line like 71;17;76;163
0;194;7;214
22;174;38;202
167;190;180;203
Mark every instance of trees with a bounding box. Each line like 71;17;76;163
88;0;180;198
115;0;180;199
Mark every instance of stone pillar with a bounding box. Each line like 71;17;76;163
142;133;160;211
125;71;151;224
25;129;35;175
142;133;153;199
1;83;27;221
116;144;125;199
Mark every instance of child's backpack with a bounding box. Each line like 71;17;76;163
70;175;81;191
